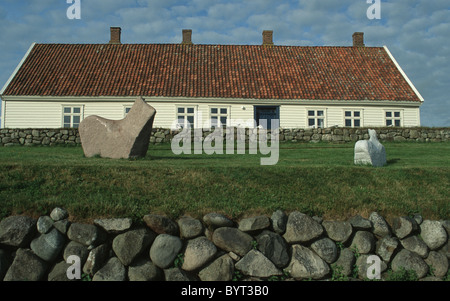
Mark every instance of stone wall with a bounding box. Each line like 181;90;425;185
0;127;449;146
0;209;448;281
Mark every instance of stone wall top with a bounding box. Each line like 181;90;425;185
0;127;449;146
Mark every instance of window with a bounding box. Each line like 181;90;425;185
308;109;325;128
344;110;361;127
210;107;229;128
177;106;196;129
63;106;82;128
124;106;132;116
385;111;401;126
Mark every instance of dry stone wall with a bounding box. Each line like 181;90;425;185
0;127;449;146
0;208;448;281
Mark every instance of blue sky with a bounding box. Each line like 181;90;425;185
0;0;449;126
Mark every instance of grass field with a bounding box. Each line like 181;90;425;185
0;141;449;223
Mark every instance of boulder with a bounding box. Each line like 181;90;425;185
425;251;448;278
30;228;66;262
0;249;11;280
94;218;133;233
48;261;75;281
310;237;338;264
143;214;179;236
256;230;290;268
212;227;253;257
348;215;372;230
369;212;391;237
203;213;234;229
150;234;183;269
401;235;429;258
54;219;71;234
83;244;109;275
112;228;156;266
182;236;217;271
376;236;399;262
322;220;353;243
63;241;89;265
354;129;386;167
92;257;126;281
177;216;204;239
3;249;48;281
350;231;376;254
287;245;330;280
270;210;287;234
128;258;163;281
79;96;156;159
238;216;270;232
283;211;323;244
392;216;418;239
67;223;106;247
0;216;36;248
50;207;69;221
198;254;234;281
37;216;54;234
164;267;196;281
333;248;355;277
235;249;282;278
420;220;448;250
391;249;429;279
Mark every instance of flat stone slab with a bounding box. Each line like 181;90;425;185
79;96;156;159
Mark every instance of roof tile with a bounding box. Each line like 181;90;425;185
3;43;420;102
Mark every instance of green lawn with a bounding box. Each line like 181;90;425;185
0;141;449;223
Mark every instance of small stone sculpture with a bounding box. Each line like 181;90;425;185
79;96;156;159
354;129;386;167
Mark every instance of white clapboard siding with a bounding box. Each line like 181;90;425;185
3;98;421;129
4;101;61;128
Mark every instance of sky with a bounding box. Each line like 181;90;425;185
0;0;448;127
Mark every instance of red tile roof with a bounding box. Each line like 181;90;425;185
2;43;421;102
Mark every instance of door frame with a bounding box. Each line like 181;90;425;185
253;105;280;130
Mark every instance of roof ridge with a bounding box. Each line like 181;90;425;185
32;43;384;48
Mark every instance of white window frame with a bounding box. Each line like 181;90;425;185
306;108;327;128
384;109;403;127
209;106;230;128
343;109;363;128
62;105;84;128
176;105;197;129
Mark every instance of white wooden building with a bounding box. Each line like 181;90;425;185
0;28;423;130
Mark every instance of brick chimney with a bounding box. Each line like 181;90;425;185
109;27;121;44
182;29;193;45
262;30;274;46
352;32;364;47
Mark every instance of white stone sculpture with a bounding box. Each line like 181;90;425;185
354;129;387;167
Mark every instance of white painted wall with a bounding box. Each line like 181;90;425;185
2;98;421;129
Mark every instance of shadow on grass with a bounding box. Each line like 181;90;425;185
141;155;232;161
387;158;401;165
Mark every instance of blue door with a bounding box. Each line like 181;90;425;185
254;106;280;130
